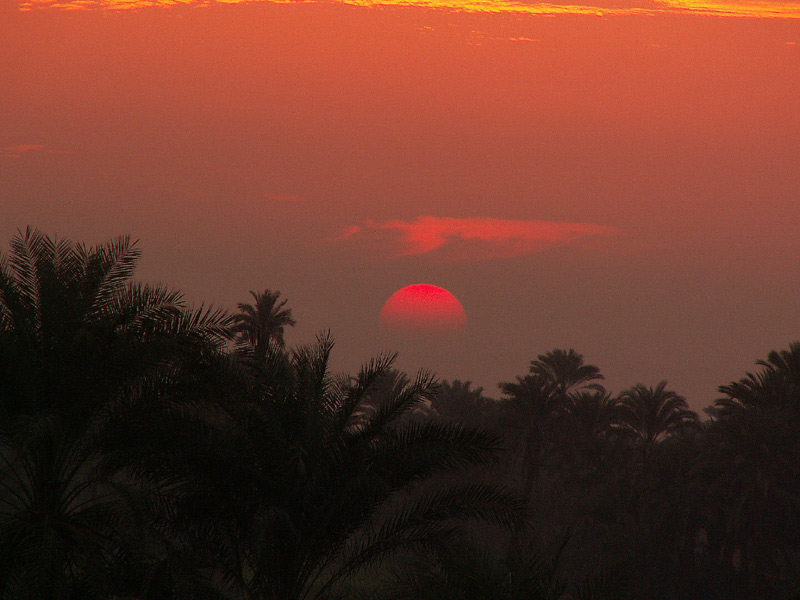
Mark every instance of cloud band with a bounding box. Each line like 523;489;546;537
339;216;620;261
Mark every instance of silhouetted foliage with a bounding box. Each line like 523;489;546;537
715;342;800;415
0;228;233;600
498;350;605;498
193;335;524;600
2;229;800;600
612;381;699;446
529;349;605;397
431;380;498;428
233;289;296;357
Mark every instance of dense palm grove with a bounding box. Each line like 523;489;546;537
1;229;798;600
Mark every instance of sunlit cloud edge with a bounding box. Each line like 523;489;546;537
17;0;800;19
338;216;621;262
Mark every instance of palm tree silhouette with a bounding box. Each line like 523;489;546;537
698;409;800;595
529;349;605;397
715;342;800;415
0;228;232;600
560;391;615;439
552;390;620;471
612;381;699;446
500;350;604;499
499;373;560;496
700;345;800;594
187;334;524;600
432;379;496;427
233;289;296;357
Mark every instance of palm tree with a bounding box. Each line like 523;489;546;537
529;349;605;398
183;334;524;600
559;391;616;441
715;342;800;416
547;390;624;481
499;350;604;499
0;228;233;600
697;409;800;596
432;380;496;427
499;373;563;498
612;381;699;447
233;289;296;357
699;345;800;595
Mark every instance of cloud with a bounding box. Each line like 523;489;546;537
339;216;620;261
2;144;46;159
16;0;800;18
654;0;800;17
1;144;69;159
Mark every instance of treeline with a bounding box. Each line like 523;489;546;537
0;228;798;600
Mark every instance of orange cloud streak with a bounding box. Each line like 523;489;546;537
1;145;70;159
16;0;800;18
2;144;46;159
340;216;620;261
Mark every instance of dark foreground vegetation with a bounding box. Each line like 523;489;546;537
1;228;799;600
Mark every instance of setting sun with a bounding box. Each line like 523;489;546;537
380;284;467;334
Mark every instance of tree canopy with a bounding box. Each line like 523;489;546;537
1;229;799;600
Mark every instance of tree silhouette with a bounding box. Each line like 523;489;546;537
180;334;524;600
612;381;698;446
0;228;232;600
5;228;800;600
233;289;296;357
432;380;497;427
529;349;605;397
500;350;605;499
698;345;800;596
715;342;800;416
547;390;623;480
559;391;616;441
499;374;561;498
696;410;800;597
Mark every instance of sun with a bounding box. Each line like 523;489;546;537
379;284;467;334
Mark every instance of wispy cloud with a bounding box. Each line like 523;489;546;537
339;216;620;261
656;0;800;17
1;144;69;159
2;144;46;159
17;0;800;18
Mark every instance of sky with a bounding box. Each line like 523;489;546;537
2;0;799;410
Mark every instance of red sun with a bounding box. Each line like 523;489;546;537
380;284;467;334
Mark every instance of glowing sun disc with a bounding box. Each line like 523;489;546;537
380;284;466;333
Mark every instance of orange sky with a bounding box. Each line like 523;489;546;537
2;0;799;408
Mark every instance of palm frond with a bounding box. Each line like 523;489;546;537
371;421;503;485
7;228;46;342
85;235;141;319
0;254;18;332
359;482;525;558
334;352;398;436
356;370;438;441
